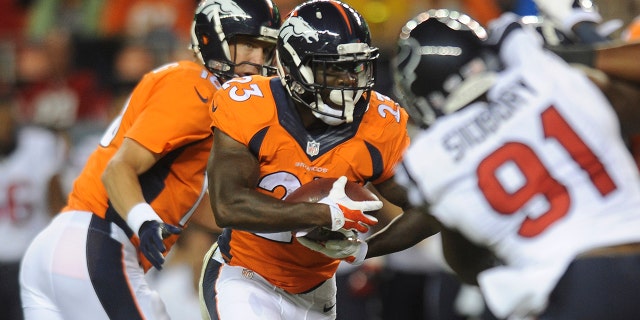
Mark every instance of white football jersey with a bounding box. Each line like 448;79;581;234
0;126;66;261
397;28;640;317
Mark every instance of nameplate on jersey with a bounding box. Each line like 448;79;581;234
306;141;320;156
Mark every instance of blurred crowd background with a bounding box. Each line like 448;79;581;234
1;0;639;146
1;0;639;319
0;0;638;139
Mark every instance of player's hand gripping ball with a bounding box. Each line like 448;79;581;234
286;178;379;242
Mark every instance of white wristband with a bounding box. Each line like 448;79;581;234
349;241;368;266
126;203;162;236
318;198;345;231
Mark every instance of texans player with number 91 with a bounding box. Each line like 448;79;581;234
367;8;640;320
200;0;429;319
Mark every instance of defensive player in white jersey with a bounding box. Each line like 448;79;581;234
363;9;640;319
0;91;66;320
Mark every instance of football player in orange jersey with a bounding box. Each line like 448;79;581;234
19;0;280;319
200;1;435;319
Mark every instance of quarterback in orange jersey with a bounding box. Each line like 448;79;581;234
200;1;424;319
19;0;280;319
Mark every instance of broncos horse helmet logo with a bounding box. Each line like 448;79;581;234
201;0;251;22
280;16;320;43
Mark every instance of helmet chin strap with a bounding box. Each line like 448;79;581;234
311;102;344;126
311;90;356;126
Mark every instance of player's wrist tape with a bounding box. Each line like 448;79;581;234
127;203;162;235
318;198;345;231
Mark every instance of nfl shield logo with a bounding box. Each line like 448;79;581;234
306;140;320;156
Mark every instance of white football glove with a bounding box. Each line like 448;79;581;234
318;176;382;233
297;229;368;265
533;0;601;34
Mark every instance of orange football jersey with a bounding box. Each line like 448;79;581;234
210;75;410;293
64;60;221;271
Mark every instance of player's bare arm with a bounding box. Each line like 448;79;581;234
551;41;640;85
207;129;332;232
594;41;640;84
189;192;222;235
365;203;440;259
364;177;441;259
102;137;161;219
440;227;502;285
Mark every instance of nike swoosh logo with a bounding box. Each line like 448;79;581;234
194;87;209;103
323;303;336;313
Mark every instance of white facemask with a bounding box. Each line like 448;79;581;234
311;90;356;126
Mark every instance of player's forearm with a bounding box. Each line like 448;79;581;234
190;193;223;234
102;160;147;219
594;41;640;84
549;41;640;85
365;207;440;259
441;227;502;285
211;189;331;232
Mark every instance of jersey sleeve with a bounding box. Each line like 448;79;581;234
364;92;411;184
210;76;277;146
125;62;216;155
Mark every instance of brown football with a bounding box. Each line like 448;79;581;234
286;178;378;241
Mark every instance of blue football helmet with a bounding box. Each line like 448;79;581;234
393;9;498;128
276;0;379;125
190;0;281;80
